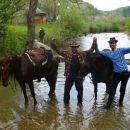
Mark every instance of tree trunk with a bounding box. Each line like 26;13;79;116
26;0;38;49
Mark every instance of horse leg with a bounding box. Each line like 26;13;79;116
37;66;42;82
106;83;110;94
19;82;28;106
28;80;37;106
93;81;98;100
45;75;57;97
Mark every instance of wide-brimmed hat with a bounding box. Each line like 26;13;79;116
108;37;118;43
69;41;80;47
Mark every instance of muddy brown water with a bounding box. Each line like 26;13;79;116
0;33;130;130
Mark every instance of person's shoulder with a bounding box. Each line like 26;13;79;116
102;49;110;51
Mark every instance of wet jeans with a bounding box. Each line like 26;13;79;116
64;75;83;104
106;71;129;108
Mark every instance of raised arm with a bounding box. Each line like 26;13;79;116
83;37;98;54
50;38;67;57
92;37;111;57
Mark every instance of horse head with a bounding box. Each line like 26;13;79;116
0;56;12;87
78;52;92;77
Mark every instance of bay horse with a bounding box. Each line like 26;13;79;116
79;52;113;100
0;48;58;106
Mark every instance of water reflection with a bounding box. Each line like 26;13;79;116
62;106;84;130
87;107;130;130
20;96;59;130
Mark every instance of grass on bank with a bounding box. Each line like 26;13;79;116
1;18;129;56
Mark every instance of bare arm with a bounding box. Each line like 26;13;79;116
83;37;97;54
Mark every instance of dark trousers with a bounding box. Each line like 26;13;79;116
106;71;129;108
64;76;83;104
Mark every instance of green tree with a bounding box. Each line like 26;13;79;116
58;0;86;39
0;0;26;42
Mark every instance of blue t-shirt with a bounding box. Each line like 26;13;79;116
95;47;130;72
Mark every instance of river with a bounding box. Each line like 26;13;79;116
0;32;130;130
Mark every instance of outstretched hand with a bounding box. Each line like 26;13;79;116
93;37;97;44
92;37;98;48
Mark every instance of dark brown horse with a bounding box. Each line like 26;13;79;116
79;52;113;100
0;49;58;106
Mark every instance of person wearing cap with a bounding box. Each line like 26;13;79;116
39;28;45;43
51;38;95;105
93;37;130;109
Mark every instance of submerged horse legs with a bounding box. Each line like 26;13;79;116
19;82;29;106
28;80;37;106
45;75;57;97
19;80;37;106
93;81;98;100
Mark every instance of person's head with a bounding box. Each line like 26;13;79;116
69;41;80;52
108;37;118;51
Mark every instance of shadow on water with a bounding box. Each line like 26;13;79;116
0;33;130;130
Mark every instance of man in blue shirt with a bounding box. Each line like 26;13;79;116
93;37;130;109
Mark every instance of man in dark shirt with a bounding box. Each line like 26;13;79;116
51;39;95;105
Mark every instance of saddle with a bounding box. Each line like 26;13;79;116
25;48;48;82
30;48;47;64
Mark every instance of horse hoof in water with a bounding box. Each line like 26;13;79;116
34;100;37;106
48;92;55;98
24;102;29;107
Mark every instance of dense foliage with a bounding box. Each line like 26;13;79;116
0;0;24;40
0;0;27;55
